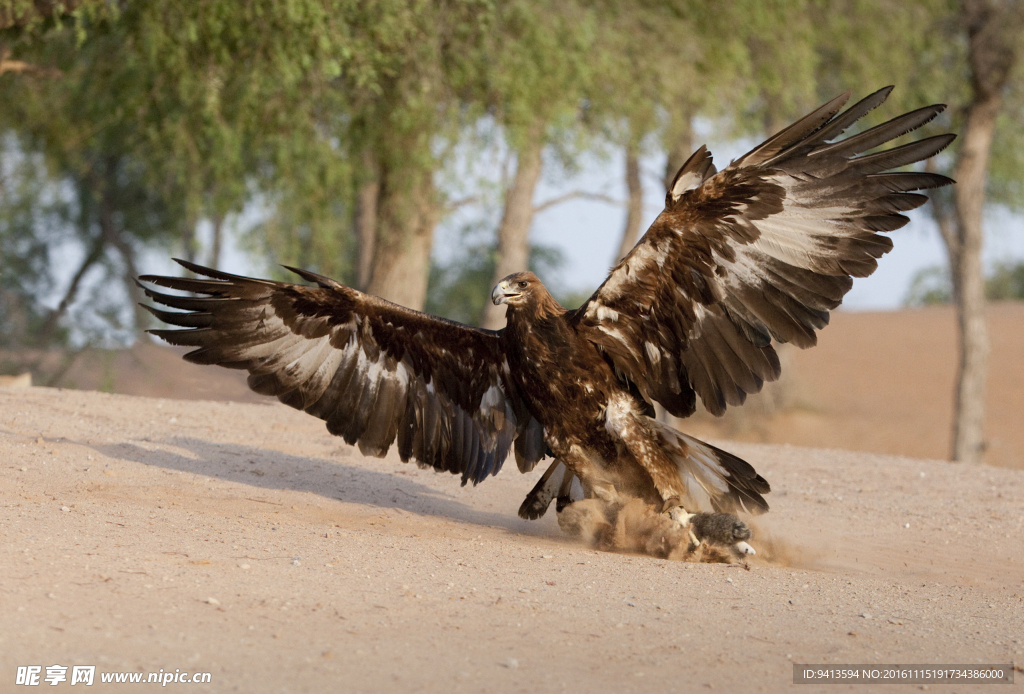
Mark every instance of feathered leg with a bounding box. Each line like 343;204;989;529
518;460;567;520
605;393;770;515
518;459;585;520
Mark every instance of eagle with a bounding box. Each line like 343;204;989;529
140;87;953;560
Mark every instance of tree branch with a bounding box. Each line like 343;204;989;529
533;190;622;215
0;46;60;77
443;195;479;214
36;233;106;345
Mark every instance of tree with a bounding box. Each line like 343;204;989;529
928;0;1024;463
594;2;696;261
593;2;702;260
0;16;188;347
131;1;354;282
478;124;545;330
474;1;597;329
338;0;554;312
0;0;358;367
605;0;795;262
352;4;449;309
0;141;71;349
791;0;1024;463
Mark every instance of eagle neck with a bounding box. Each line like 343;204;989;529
505;295;564;330
503;300;572;357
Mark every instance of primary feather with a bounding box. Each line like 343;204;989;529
140;260;537;485
572;86;953;417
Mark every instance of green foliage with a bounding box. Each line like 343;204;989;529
0;0;110;33
0;0;364;344
463;1;597;144
904;261;1024;306
986;261;1024;301
245;186;356;285
0;0;1018;354
989;80;1024;212
904;265;953;307
811;0;959;113
425;231;497;326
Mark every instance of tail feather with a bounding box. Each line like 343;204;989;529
650;419;769;515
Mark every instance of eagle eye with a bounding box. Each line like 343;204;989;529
517;281;528;288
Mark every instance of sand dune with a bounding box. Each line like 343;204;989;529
1;387;1021;692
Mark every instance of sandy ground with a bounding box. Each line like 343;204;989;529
1;386;1022;693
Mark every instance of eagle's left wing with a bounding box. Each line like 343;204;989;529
570;87;954;417
139;261;542;485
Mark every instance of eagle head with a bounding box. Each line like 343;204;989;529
492;272;565;319
491;272;542;306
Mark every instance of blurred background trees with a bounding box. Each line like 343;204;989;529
0;0;1021;463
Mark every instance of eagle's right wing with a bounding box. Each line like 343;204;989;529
140;261;546;485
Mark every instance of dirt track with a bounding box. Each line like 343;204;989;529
1;387;1022;692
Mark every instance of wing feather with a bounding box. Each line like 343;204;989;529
571;89;954;416
139;261;527;485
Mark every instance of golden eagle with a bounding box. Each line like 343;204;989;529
140;88;953;560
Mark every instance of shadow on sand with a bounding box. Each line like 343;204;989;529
87;435;556;540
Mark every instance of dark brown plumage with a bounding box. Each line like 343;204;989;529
142;265;533;486
140;88;953;557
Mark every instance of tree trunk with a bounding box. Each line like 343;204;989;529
355;150;380;292
662;113;692;193
97;157;148;333
480;132;544;330
949;97;1001;463
943;0;1021;463
181;214;198;267
365;164;439;311
614;141;644;262
208;213;224;269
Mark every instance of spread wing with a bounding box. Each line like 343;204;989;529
139;260;540;485
570;87;955;417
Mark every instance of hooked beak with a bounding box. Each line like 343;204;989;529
491;281;519;306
